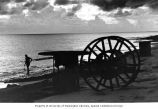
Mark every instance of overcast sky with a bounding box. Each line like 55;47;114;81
0;0;158;34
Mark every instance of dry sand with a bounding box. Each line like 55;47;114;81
1;43;158;103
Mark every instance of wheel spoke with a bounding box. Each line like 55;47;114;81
102;40;105;51
118;41;123;50
95;45;103;52
118;75;127;84
96;77;104;89
110;52;114;59
115;76;120;87
110;41;122;59
109;79;113;90
102;78;112;89
103;78;107;85
108;38;112;50
122;72;131;79
87;46;98;56
113;40;120;50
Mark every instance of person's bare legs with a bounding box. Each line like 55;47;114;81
26;66;30;76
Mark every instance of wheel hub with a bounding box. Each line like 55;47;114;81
94;50;126;79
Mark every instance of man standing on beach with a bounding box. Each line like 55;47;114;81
25;54;32;76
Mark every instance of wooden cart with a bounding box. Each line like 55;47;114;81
38;36;140;92
5;36;140;92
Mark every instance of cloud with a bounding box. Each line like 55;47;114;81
91;0;127;11
66;5;81;16
48;0;80;18
0;15;10;20
0;15;10;23
112;8;133;17
91;0;158;11
0;0;156;17
147;0;158;10
54;0;79;5
75;3;99;21
24;0;49;11
126;18;138;25
0;0;157;26
0;0;49;16
47;0;155;24
75;3;119;24
98;15;119;24
22;9;30;16
55;0;70;5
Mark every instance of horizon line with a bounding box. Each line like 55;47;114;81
1;30;158;35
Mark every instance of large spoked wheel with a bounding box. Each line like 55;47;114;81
80;36;140;91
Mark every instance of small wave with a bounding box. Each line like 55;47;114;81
0;65;54;82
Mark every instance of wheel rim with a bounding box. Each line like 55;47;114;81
80;36;140;91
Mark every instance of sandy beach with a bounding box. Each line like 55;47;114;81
0;40;158;103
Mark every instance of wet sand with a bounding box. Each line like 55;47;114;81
1;42;158;102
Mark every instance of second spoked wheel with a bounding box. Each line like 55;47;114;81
80;36;140;91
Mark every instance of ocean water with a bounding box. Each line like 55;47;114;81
0;32;158;81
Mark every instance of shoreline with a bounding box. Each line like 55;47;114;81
0;34;157;83
0;37;158;102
